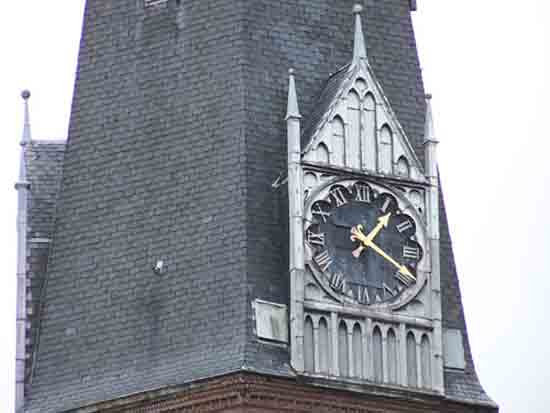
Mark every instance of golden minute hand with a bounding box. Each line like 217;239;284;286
367;241;416;281
351;213;391;258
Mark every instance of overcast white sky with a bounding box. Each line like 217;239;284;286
0;1;548;412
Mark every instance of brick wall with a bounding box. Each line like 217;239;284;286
77;373;498;413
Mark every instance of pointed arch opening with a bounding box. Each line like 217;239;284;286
316;142;330;164
387;328;398;384
407;332;418;387
397;156;410;178
304;316;315;373
347;90;361;169
352;323;363;378
362;92;376;171
379;124;393;174
373;326;383;383
421;334;432;388
355;78;367;93
318;317;330;374
331;116;345;167
338;321;349;377
364;92;375;110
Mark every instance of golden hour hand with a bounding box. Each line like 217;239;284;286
350;212;391;258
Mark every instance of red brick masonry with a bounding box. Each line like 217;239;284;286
78;373;497;413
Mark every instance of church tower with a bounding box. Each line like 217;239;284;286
15;1;497;412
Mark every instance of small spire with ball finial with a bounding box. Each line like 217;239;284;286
424;93;437;144
21;90;32;146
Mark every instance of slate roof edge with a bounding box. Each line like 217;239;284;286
444;394;499;410
58;369;250;413
24;138;67;393
300;64;350;151
301;65;351;152
57;368;498;413
28;139;67;145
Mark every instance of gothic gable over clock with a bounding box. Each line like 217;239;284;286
286;5;444;393
301;7;425;184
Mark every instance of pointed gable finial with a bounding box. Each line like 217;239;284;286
21;90;32;146
286;68;301;120
16;90;32;188
424;93;438;180
424;93;437;143
352;4;368;65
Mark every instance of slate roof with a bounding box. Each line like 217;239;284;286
300;64;350;150
25;141;66;239
24;0;495;411
22;141;66;393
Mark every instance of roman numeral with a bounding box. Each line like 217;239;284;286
394;270;414;287
330;187;348;207
356;285;370;304
314;250;333;272
396;220;413;233
312;203;330;223
330;272;346;292
355;184;371;203
403;245;420;260
381;197;392;213
383;283;395;298
307;230;325;247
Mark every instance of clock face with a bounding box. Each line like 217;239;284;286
305;180;425;306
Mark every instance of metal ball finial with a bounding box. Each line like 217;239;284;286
21;90;31;100
353;4;363;14
289;68;295;75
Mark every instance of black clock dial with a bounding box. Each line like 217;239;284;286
306;182;423;305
